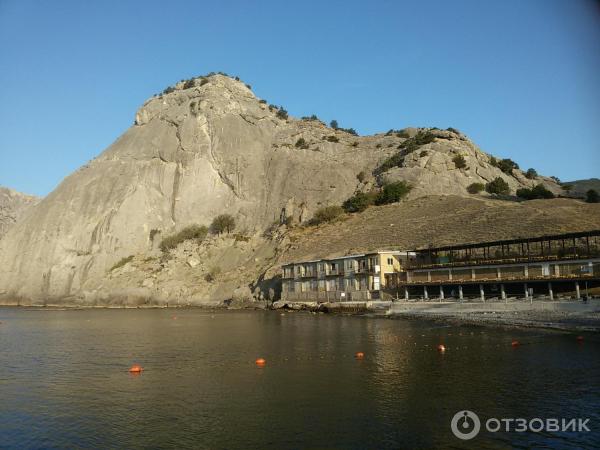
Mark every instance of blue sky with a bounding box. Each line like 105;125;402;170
1;0;599;196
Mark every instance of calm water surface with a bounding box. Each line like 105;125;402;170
0;308;598;449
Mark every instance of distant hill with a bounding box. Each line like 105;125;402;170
563;178;600;197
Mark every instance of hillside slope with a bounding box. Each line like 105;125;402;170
0;187;40;240
0;73;572;304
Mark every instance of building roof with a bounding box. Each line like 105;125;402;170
281;250;414;267
412;229;600;254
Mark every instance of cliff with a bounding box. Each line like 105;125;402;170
0;73;586;305
0;187;40;240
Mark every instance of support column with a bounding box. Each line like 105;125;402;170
458;285;463;301
548;282;553;301
404;286;409;301
575;281;580;300
480;284;485;302
424;285;429;300
501;284;506;302
439;285;444;302
524;283;528;301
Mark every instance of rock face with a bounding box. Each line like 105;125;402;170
0;187;40;240
0;74;565;304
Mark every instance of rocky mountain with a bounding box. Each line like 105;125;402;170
0;73;581;305
0;187;40;240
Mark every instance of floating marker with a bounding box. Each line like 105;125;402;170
511;340;520;347
437;344;446;352
255;358;266;366
129;364;143;373
355;352;365;359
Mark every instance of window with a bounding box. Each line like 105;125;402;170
387;258;393;265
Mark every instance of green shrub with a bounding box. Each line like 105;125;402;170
160;225;208;252
245;83;251;90
419;150;428;157
397;131;436;153
276;107;288;119
375;153;404;174
343;191;379;213
525;168;538;179
183;79;195;89
149;229;160;242
330;119;338;129
357;171;366;183
376;143;382;148
341;127;358;136
516;184;555;200
496;158;519;174
467;182;485;194
375;181;412;205
326;135;339;143
396;130;410;138
210;214;236;234
453;154;467;169
446;127;460;134
110;255;134;271
551;176;561;183
310;206;344;225
485;177;510;195
295;138;309;149
586;189;600;203
351;141;358;147
258;99;267;104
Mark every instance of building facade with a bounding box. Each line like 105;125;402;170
281;251;415;302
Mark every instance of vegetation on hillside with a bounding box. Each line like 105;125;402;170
375;131;436;174
467;182;485;194
525;168;538;179
310;206;344;225
516;184;555;200
586;189;600;203
453;154;467;169
485;177;510;195
210;215;236;234
160;225;208;252
342;191;379;213
110;255;134;271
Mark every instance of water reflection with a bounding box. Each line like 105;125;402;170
0;308;598;448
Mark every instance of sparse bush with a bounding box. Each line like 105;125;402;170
258;99;267;104
199;78;209;86
357;171;366;183
210;214;236;234
525;168;538;179
295;138;309;149
326;135;339;143
351;141;358;147
453;154;467;169
496;158;519;175
586;189;600;203
245;83;251;90
446;127;460;134
485;177;510;195
330;119;338;129
110;255;134;271
343;191;379;213
160;225;208;252
516;184;555;200
550;176;561;183
183;79;195;89
234;233;251;242
397;131;436;153
276;107;288;120
162;86;175;95
376;143;382;148
396;130;410;138
342;127;358;136
149;229;160;242
310;206;344;225
375;181;412;205
419;150;428;157
375;153;404;174
467;182;485;194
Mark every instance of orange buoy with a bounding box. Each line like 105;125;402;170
355;352;365;359
255;358;266;367
129;364;143;373
437;344;446;352
511;340;520;347
576;336;584;342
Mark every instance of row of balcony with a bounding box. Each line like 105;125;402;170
283;267;379;279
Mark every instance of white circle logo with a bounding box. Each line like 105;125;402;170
451;410;481;440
